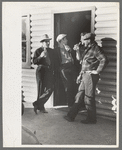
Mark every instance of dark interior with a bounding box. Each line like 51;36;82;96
54;11;91;48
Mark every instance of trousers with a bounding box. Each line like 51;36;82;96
60;63;78;107
33;66;54;110
67;72;99;121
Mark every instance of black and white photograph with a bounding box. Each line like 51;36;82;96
2;1;120;148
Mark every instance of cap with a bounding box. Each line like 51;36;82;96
56;34;67;42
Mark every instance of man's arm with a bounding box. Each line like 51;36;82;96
94;46;109;74
33;48;44;65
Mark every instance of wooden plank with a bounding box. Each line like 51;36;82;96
96;95;115;102
31;14;51;20
97;84;116;92
103;48;117;54
22;73;36;78
22;88;37;95
24;96;36;103
31;20;51;26
96;103;113;110
95;28;117;34
22;78;36;84
24;92;37;98
96;109;116;118
95;21;117;28
101;41;117;47
31;31;52;37
31;26;51;32
22;68;36;74
96;7;118;15
22;76;36;80
95;14;117;21
100;72;116;80
95;35;117;41
22;81;37;87
31;36;51;42
31;42;41;48
98;79;116;86
22;86;37;91
95;91;116;98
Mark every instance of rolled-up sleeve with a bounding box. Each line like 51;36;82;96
94;46;109;73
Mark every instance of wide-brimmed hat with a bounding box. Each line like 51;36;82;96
40;34;52;42
83;33;95;40
56;34;67;42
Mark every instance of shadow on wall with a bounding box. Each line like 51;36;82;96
95;38;117;117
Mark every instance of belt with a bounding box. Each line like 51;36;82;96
82;71;100;76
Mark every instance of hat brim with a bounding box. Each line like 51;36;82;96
40;38;52;42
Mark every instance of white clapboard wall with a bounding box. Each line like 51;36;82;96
94;5;118;118
22;3;118;118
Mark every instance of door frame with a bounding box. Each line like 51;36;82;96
51;6;96;106
51;6;96;48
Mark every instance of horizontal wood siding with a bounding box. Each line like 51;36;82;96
22;10;53;107
95;5;118;118
22;69;37;102
30;11;52;69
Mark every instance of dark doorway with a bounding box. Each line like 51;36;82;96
54;11;91;48
54;10;91;106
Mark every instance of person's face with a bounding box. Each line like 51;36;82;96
62;37;68;45
42;40;50;48
83;39;90;48
80;36;84;45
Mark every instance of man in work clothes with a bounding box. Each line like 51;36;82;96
55;34;79;108
64;33;109;124
32;34;55;114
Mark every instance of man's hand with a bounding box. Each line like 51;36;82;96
40;51;47;58
64;45;71;52
73;44;79;51
76;74;82;84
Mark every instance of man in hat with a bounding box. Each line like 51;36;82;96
55;34;79;108
32;34;55;114
64;33;109;124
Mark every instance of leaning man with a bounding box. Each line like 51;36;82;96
32;34;55;114
64;33;109;124
55;34;78;108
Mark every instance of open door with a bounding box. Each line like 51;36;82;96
54;7;95;106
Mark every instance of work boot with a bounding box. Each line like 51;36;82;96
40;107;48;113
64;115;74;122
81;118;97;124
32;102;38;114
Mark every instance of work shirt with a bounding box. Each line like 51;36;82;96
80;42;108;74
60;47;74;64
33;47;51;66
33;47;55;72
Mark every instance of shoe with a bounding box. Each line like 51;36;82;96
80;119;97;124
32;102;38;114
64;115;74;122
40;108;48;113
34;106;38;114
